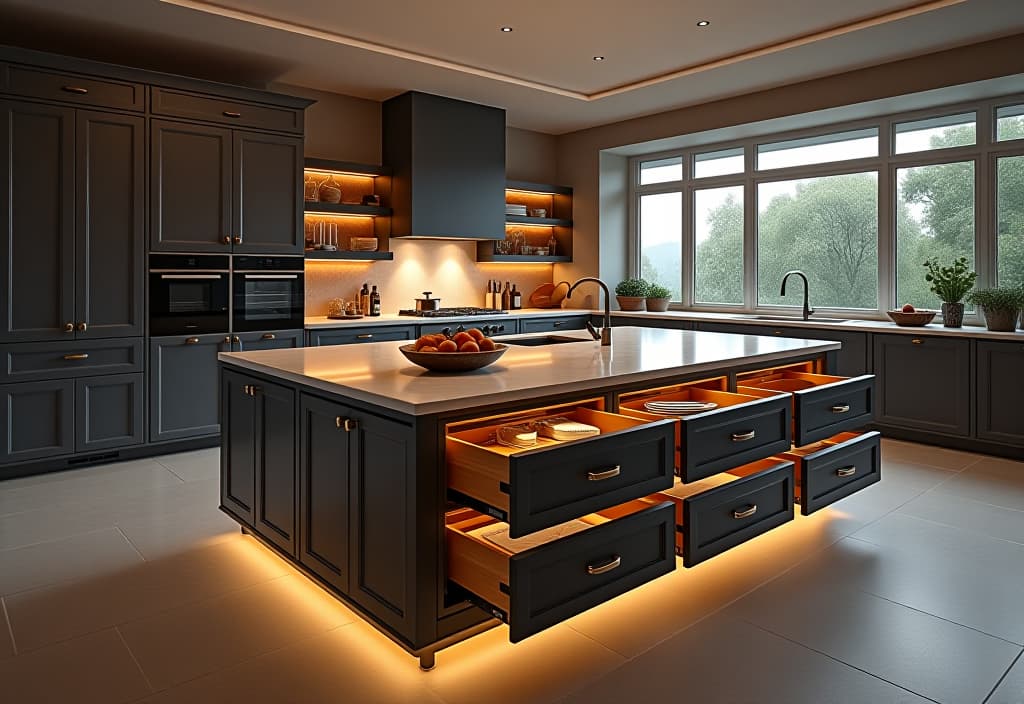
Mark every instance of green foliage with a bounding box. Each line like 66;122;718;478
646;283;672;299
695;193;743;305
923;256;977;303
966;286;1024;311
615;278;649;297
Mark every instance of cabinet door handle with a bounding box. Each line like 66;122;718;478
836;466;857;477
224;336;233;344
62;85;89;94
911;339;923;345
553;321;564;327
830;404;851;414
64;322;75;333
261;333;276;340
356;334;373;339
223;236;231;245
335;416;344;429
63;353;89;361
731;430;756;442
587;466;621;481
249;385;260;397
223;110;242;118
344;419;358;432
76;321;87;332
586;555;621;576
185;337;200;344
243;384;251;395
233;236;242;245
733;504;758;520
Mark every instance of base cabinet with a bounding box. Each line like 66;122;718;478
976;341;1024;446
150;334;227;442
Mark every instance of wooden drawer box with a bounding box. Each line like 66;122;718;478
446;500;675;642
771;430;881;515
4;64;144;111
445;403;674;537
617;379;791;482
737;364;874;446
1;338;145;383
650;458;795;567
151;87;303;133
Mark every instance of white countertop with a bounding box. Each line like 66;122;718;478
304;308;588;329
220;326;839;416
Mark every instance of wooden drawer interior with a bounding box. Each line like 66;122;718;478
737;370;850;394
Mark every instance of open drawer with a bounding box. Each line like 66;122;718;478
446;499;675;642
737;363;874;446
617;379;791;483
770;430;881;515
446;403;675;538
650;458;795;567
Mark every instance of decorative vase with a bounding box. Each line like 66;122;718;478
980;306;1019;332
616;295;646;311
645;297;671;312
941;301;964;328
317;174;342;203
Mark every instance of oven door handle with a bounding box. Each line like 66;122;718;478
159;274;224;280
241;274;300;279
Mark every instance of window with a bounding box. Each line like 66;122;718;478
996;105;1024;142
694;147;744;178
638;192;682;300
894;113;976;154
694;186;743;304
756;128;878;170
639;157;683;185
996;155;1024;288
757;173;878;309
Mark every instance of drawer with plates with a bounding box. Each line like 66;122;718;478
648;458;795;567
445;401;675;538
446;499;675;642
616;378;791;483
737;363;874;446
770;430;881;515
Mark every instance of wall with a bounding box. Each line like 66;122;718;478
554;33;1024;293
273;84;382;164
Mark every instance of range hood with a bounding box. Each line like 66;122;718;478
382;91;505;240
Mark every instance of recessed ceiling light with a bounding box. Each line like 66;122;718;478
500;26;513;32
696;20;710;26
593;56;605;61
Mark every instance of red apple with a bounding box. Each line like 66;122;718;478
901;303;915;313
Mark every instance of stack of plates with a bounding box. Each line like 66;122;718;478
496;425;538;449
535;417;600;441
349;237;378;252
505;203;528;216
643;400;718;415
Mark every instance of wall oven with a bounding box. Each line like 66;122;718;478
231;256;304;333
149;254;230;336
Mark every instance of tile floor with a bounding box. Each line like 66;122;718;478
0;439;1022;704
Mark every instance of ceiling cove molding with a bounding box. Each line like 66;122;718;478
160;0;969;102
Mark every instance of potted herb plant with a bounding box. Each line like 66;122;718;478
923;256;977;328
645;283;672;312
966;287;1024;332
614;278;649;311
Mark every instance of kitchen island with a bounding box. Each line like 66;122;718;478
217;326;879;668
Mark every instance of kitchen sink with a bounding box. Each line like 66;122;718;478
500;335;594;346
741;315;851;323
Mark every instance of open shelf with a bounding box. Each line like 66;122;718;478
304;202;391;217
505;215;572;227
304;157;393;257
304;250;394;261
484;179;573;264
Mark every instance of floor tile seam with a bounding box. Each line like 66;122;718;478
927;484;1024;517
881;453;977;474
983;648;1024;704
115;625;156;694
862;508;1024;551
560;623;630;664
1;596;17;656
0;524;124;557
115;525;150;563
739;618;945;704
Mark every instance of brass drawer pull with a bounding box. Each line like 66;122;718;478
223;236;231;244
344;418;358;432
733;504;758;520
185;337;200;344
63;353;89;361
62;85;89;94
912;339;923;345
223;110;242;118
64;322;75;333
335;416;344;429
356;334;373;339
830;404;851;414
261;333;276;340
731;430;756;442
836;466;857;477
232;336;241;344
553;321;564;327
588;466;621;481
586;556;621;576
76;321;88;332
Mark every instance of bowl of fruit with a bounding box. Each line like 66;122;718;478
400;327;508;372
886;304;937;326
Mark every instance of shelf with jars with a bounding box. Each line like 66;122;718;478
477;181;573;263
303;158;393;260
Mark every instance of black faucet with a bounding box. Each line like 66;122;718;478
566;277;611;345
780;270;814;321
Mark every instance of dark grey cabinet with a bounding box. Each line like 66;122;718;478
519;316;589;334
0;101;143;343
221;370;256;525
75;373;145;452
151;120;302;254
308;326;416;346
977;340;1024;446
150;334;227;442
694;322;869;377
234;329;304;352
873;334;970;436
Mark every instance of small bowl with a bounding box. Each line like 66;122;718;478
886;310;937;326
399;344;508;372
527;208;547;218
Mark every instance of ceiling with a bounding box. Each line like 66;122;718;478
0;0;1021;133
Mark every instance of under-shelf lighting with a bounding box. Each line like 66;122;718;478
303;211;377;219
304;168;378;180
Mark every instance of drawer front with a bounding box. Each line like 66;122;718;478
520;316;588;334
307;326;416;346
793;375;874;445
502;421;674;538
2;338;145;383
151;87;302;133
507;501;675;642
680;395;791;482
5;65;144;111
683;461;794;567
419;319;516;336
798;431;881;515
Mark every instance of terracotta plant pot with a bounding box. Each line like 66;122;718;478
645;297;671;312
616;295;646;311
980;306;1019;332
941;301;964;328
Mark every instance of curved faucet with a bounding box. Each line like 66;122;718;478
566;277;611;345
780;270;814;321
